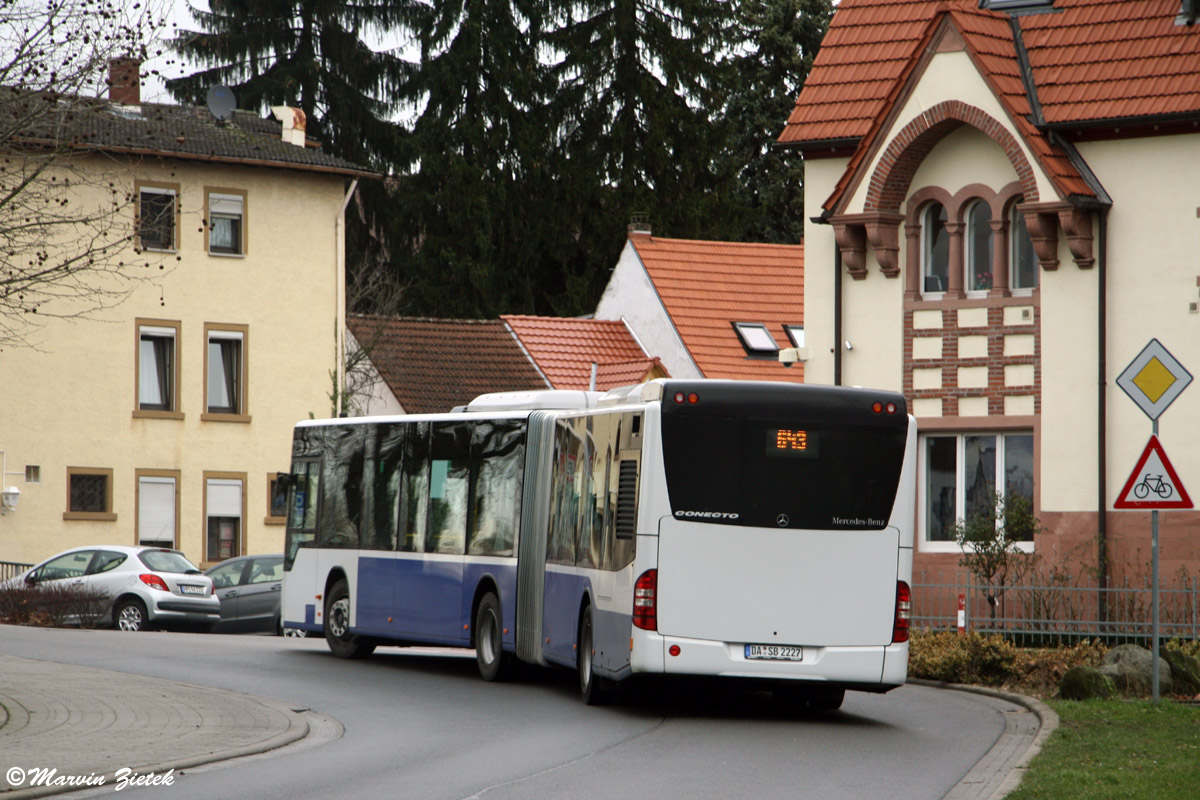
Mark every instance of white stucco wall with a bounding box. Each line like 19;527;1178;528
1077;133;1200;508
593;238;702;379
801;157;851;387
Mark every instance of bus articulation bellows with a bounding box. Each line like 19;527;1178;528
281;379;916;708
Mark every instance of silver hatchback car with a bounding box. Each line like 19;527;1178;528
9;545;220;631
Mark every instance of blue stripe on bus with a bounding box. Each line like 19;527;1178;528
355;556;518;648
541;569;592;667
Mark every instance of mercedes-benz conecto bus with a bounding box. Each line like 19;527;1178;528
281;379;916;708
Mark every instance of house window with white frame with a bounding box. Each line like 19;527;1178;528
136;320;180;415
207;190;245;256
922;202;949;294
206;476;244;562
137;473;177;549
921;432;1034;547
204;325;248;419
138;186;177;251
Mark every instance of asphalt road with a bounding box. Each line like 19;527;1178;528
0;626;1007;800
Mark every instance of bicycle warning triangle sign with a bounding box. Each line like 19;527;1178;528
1114;435;1193;509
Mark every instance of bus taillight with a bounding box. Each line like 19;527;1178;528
893;581;911;643
632;569;658;631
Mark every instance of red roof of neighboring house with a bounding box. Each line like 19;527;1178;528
347;315;548;413
501;316;660;391
595;357;669;389
628;234;805;382
780;0;1200;209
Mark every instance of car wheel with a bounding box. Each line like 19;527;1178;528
324;578;374;658
578;605;613;705
474;593;511;681
114;598;149;632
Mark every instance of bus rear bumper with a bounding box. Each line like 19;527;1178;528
632;632;908;688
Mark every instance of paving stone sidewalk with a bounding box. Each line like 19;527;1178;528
0;654;309;798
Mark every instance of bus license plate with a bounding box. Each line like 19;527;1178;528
745;644;803;661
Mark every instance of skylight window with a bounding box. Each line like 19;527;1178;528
785;325;805;349
733;323;779;355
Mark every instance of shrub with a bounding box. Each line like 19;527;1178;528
909;630;1018;686
0;583;111;628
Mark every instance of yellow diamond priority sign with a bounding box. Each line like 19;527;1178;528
1117;339;1192;421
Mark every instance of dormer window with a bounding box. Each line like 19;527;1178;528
733;323;779;356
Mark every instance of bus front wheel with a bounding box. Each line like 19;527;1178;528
474;592;513;681
324;578;375;659
578;605;613;705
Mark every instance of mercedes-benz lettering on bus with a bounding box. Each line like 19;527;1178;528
281;379;916;708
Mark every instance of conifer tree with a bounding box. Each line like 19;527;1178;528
166;0;414;169
723;0;831;243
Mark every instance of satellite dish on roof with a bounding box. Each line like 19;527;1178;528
206;85;236;123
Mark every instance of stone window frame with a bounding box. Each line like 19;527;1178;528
906;182;1026;300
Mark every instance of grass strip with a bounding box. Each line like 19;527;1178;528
1008;700;1200;800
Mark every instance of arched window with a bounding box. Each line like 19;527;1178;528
1010;205;1037;290
966;200;993;291
922;203;949;294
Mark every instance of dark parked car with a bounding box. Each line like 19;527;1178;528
204;554;304;636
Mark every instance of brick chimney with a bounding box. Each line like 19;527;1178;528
271;106;308;147
108;58;141;105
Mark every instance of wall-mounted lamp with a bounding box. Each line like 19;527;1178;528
844;340;854;351
0;451;23;515
0;486;19;514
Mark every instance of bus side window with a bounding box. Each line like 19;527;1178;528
318;425;367;548
399;422;430;553
548;421;579;566
371;424;404;551
428;422;469;555
468;421;523;557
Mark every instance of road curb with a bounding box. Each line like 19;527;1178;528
909;679;1059;800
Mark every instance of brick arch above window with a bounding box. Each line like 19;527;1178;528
830;102;1040;281
865;101;1039;214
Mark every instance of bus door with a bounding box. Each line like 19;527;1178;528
392;421;466;643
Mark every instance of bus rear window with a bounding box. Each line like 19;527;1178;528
660;414;907;530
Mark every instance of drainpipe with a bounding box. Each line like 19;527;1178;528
1097;208;1109;616
336;179;359;417
834;248;843;386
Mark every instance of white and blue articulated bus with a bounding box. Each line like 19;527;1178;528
281;379;916;708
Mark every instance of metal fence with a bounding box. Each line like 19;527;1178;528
914;573;1199;644
1;561;32;582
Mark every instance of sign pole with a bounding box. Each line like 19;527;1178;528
1151;418;1160;703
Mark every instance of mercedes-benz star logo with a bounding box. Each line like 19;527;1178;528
776;514;789;527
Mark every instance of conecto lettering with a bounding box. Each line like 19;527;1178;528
674;510;740;520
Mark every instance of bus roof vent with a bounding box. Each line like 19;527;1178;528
598;381;664;407
465;389;601;412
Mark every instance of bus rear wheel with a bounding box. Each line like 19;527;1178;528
324;578;375;659
474;592;513;681
578;605;613;705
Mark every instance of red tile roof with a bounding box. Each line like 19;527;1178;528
780;0;1200;210
501;316;660;391
595;358;669;389
347;315;548;413
628;235;805;382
